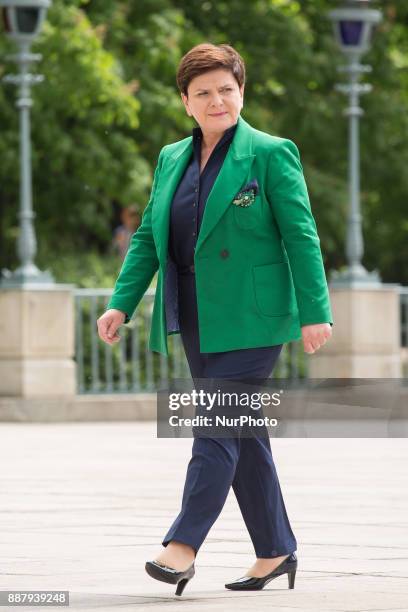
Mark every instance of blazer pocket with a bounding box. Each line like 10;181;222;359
233;195;260;230
253;261;292;317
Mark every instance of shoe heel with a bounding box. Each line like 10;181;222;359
288;569;296;589
175;578;189;596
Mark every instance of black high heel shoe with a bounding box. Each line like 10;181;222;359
225;551;297;591
145;559;195;596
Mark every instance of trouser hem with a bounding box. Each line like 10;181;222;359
255;546;297;558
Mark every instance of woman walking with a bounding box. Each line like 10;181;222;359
98;43;333;596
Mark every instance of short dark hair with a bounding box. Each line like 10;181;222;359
176;43;246;96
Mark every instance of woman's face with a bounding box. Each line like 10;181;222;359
181;68;244;137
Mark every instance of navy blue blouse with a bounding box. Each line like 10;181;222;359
168;121;238;273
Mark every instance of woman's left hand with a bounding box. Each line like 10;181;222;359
301;323;332;354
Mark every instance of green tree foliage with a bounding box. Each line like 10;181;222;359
0;0;407;286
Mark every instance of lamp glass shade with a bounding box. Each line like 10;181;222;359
339;20;364;46
16;6;39;34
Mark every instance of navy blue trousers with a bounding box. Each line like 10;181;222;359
161;271;297;557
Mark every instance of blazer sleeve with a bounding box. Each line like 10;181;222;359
265;138;333;327
105;146;166;323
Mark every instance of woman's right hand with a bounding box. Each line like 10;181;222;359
97;309;126;345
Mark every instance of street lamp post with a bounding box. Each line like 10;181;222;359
0;0;54;286
328;0;382;286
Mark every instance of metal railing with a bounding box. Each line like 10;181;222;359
400;287;408;348
73;286;408;393
74;287;309;394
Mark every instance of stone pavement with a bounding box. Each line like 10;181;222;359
0;422;407;611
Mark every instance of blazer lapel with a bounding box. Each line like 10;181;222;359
152;114;255;264
195;116;255;253
152;140;192;264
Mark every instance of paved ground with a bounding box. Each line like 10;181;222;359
0;422;407;611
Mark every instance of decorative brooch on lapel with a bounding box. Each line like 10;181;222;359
231;179;259;207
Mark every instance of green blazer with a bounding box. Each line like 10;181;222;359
106;114;333;355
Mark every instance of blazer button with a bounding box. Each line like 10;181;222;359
220;249;229;259
189;265;195;273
